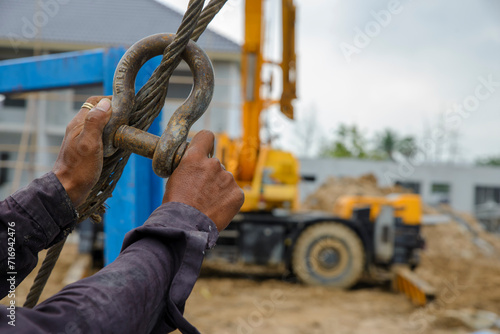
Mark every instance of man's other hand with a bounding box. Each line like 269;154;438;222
163;130;245;232
52;96;112;207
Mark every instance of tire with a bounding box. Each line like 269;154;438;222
292;222;365;288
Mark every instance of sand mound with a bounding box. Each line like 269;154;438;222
302;174;409;211
303;174;500;315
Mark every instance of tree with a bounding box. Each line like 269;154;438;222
292;105;321;158
320;124;419;161
397;136;418;159
476;155;500;167
376;129;399;161
374;129;418;161
320;124;369;159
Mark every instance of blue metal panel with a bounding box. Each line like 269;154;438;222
104;55;165;264
0;49;105;94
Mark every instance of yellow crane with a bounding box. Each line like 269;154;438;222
216;0;299;212
210;0;434;305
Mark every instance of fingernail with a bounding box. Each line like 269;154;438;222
95;98;111;112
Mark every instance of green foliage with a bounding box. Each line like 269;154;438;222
320;124;418;161
320;124;369;159
476;156;500;167
376;129;398;161
397;136;418;159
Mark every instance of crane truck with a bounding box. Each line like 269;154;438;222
206;0;434;305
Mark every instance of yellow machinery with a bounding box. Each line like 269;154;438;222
216;136;300;211
332;194;434;305
209;0;433;305
334;194;422;225
215;0;299;212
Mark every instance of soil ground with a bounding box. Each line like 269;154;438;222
3;175;500;333
3;233;498;334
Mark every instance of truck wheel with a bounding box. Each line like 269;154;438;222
292;222;365;288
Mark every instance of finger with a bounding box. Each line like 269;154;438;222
184;130;215;159
68;95;111;131
76;95;110;120
79;98;112;140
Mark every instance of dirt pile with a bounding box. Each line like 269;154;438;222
415;211;500;316
303;173;500;320
302;174;409;212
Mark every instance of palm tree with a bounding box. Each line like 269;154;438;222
397;136;418;159
377;129;398;161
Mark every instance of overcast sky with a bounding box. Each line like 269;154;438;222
161;0;500;162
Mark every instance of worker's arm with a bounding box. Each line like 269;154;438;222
0;96;111;298
0;95;244;333
1;202;218;333
0;172;77;298
0;130;243;334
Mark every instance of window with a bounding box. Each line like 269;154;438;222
166;83;192;100
3;95;26;108
431;183;451;204
166;67;193;100
396;181;421;194
475;186;500;205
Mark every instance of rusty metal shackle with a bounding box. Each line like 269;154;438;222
102;33;214;177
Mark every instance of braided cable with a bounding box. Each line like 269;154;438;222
23;238;67;308
192;0;228;41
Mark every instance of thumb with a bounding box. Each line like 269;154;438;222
184;130;215;159
80;98;112;139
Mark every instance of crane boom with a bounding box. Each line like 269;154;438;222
280;0;297;119
238;0;297;183
239;0;264;182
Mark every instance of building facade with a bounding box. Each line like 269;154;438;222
300;158;500;216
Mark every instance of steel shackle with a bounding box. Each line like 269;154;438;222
102;33;214;178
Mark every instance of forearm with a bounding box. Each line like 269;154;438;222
0;173;77;298
0;202;217;334
0;238;167;333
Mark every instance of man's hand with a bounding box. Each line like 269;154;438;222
163;131;245;232
52;96;112;207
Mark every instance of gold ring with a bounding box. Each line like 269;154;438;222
81;102;95;110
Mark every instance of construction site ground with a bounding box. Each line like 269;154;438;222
3;174;500;333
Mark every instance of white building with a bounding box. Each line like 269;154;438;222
300;158;500;216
